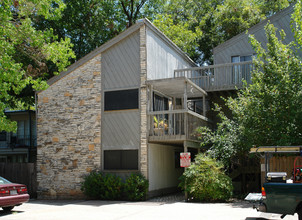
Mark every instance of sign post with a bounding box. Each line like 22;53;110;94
180;152;191;201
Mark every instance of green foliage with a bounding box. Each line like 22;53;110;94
149;0;292;64
153;14;201;59
198;110;244;167
123;173;149;201
0;0;75;132
81;171;149;201
179;154;233;202
214;0;266;40
197;3;302;167
230;22;302;147
81;171;123;200
292;0;302;46
80;171;103;199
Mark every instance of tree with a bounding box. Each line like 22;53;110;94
0;0;75;132
120;0;147;27
153;14;201;59
179;153;233;201
34;0;124;61
199;1;302;166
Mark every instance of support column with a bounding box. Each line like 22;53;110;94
139;25;148;179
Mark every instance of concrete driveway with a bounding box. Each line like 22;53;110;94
0;199;298;220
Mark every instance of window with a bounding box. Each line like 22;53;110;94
153;94;168;111
0;131;6;141
104;150;138;170
104;89;139;111
231;55;252;63
231;55;253;84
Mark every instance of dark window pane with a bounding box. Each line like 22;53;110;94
153;94;168;111
104;150;121;169
105;89;138;111
122;150;138;170
0;132;6;141
104;150;138;170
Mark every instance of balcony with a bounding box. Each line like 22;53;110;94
146;77;211;144
148;110;209;144
9;136;37;148
174;61;253;92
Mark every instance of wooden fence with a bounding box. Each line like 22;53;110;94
260;156;299;186
0;163;37;198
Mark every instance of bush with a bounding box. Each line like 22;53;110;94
81;171;149;201
123;173;149;201
81;171;123;200
80;171;103;199
179;153;233;202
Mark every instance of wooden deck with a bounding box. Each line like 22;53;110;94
174;61;253;92
148;110;210;143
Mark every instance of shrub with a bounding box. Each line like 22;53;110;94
81;171;148;201
99;173;123;200
81;171;123;200
81;171;103;199
124;173;149;201
179;153;233;202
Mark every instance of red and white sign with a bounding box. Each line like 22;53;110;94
180;152;191;167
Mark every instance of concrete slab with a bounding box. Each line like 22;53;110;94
0;199;298;220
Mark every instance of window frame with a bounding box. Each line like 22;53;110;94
103;149;139;171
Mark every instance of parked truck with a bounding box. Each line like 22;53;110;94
246;149;302;219
259;182;302;219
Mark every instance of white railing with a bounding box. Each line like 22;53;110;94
148;110;209;142
174;61;253;92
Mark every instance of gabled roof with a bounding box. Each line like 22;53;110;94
42;18;196;91
213;5;294;54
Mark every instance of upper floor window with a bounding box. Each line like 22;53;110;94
104;89;139;111
231;55;252;63
153;93;168;111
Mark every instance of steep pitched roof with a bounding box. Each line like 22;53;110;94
42;18;195;90
213;5;294;54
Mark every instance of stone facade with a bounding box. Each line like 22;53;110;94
37;55;102;199
139;25;148;178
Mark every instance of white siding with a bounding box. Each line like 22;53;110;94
146;28;194;80
148;144;183;191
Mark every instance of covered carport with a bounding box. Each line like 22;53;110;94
250;146;302;186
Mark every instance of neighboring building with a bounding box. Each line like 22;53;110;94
214;6;295;65
0;110;36;163
36;6;296;199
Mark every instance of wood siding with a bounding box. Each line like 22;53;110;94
260;156;298;182
148;144;183;191
102;31;140;90
146;27;194;80
214;6;294;64
101;31;141;153
102;110;140;150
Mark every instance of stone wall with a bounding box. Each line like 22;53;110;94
139;25;148;179
37;54;102;199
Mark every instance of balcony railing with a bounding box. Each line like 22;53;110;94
9;136;37;148
148;110;209;143
174;61;253;92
